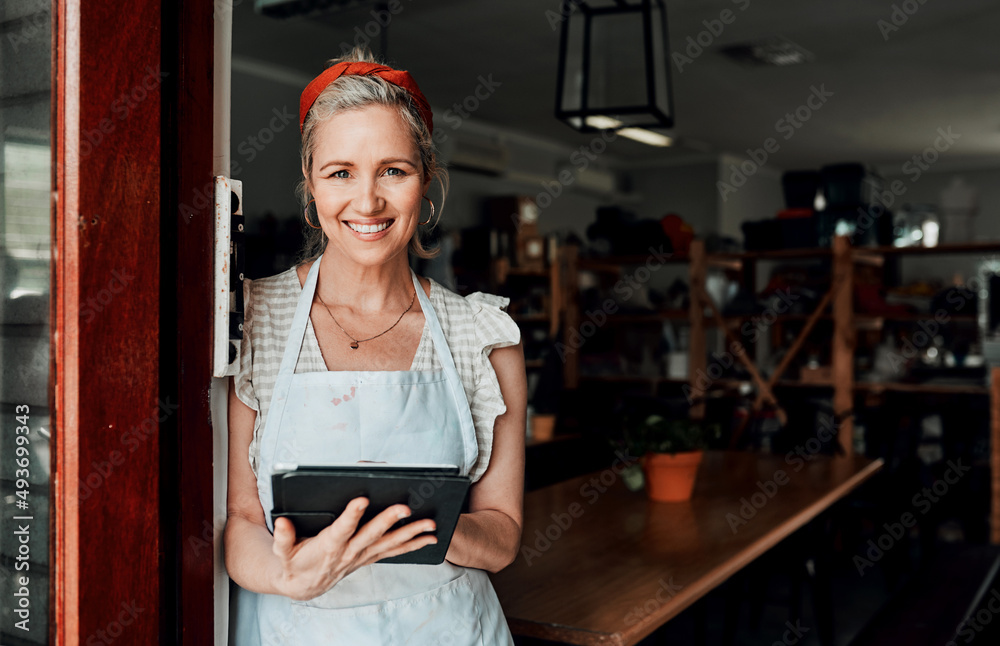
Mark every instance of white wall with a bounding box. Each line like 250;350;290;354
627;161;720;236
716;153;785;242
230;68;305;222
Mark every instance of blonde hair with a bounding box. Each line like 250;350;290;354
298;47;447;261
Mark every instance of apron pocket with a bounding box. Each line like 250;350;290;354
384;570;484;646
276;570;484;645
265;594;384;644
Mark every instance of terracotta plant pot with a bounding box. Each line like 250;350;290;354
642;450;704;502
531;414;556;442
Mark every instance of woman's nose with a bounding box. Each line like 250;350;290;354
353;177;384;215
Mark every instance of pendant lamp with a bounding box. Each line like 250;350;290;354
556;0;674;134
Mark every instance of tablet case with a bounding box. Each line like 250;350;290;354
271;465;471;565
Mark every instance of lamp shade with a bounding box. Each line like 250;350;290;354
556;0;674;133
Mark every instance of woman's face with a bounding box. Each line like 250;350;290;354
307;104;426;267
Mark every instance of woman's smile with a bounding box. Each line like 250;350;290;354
344;217;394;239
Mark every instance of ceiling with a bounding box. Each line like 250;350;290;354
233;0;1000;172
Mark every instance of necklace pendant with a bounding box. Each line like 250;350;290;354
350;341;360;350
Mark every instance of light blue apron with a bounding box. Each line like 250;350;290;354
233;256;514;645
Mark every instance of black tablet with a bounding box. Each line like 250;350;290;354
270;463;471;565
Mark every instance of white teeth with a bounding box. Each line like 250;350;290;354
348;221;389;234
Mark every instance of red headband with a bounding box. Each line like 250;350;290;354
299;61;434;134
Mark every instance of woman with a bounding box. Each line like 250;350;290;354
225;49;525;644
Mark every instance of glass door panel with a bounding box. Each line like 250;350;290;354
0;1;52;643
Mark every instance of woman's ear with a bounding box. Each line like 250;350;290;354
303;164;314;196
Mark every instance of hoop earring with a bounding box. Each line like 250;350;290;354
304;199;322;229
419;196;435;225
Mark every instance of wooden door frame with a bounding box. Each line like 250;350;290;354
53;0;216;643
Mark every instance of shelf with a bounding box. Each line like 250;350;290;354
708;241;1000;262
577;254;689;272
712;313;976;331
854;314;978;330
855;381;988;395
711;378;987;395
526;433;580;448
857;242;1000;256
606;310;691;323
710;248;832;261
511;313;550;322
579;374;685;385
504;266;550;277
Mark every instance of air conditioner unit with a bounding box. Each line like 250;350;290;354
574;167;619;195
255;0;366;18
447;133;509;177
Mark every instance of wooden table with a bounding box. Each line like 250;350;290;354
490;450;883;645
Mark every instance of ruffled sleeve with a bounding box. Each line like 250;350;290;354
463;292;521;482
234;278;264;474
234;278;259;411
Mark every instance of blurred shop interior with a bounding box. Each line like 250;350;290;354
213;1;1000;643
6;0;1000;644
223;1;1000;643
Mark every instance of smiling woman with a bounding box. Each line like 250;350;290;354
297;50;448;263
224;47;526;645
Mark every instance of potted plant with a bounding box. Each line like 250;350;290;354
623;414;720;502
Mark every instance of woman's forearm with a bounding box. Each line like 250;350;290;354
224;515;286;595
445;509;521;573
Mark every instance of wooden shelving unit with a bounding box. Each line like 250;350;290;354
565;237;997;452
493;246;570;426
493;250;565;339
564;237;1000;543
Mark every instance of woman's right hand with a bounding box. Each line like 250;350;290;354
270;497;437;601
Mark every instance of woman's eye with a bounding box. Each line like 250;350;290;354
331;170;350;179
384;167;406;177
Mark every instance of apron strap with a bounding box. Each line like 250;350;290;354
411;270;479;470
410;269;460;378
276;254;323;379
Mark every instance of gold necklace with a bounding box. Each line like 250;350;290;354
315;278;416;350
